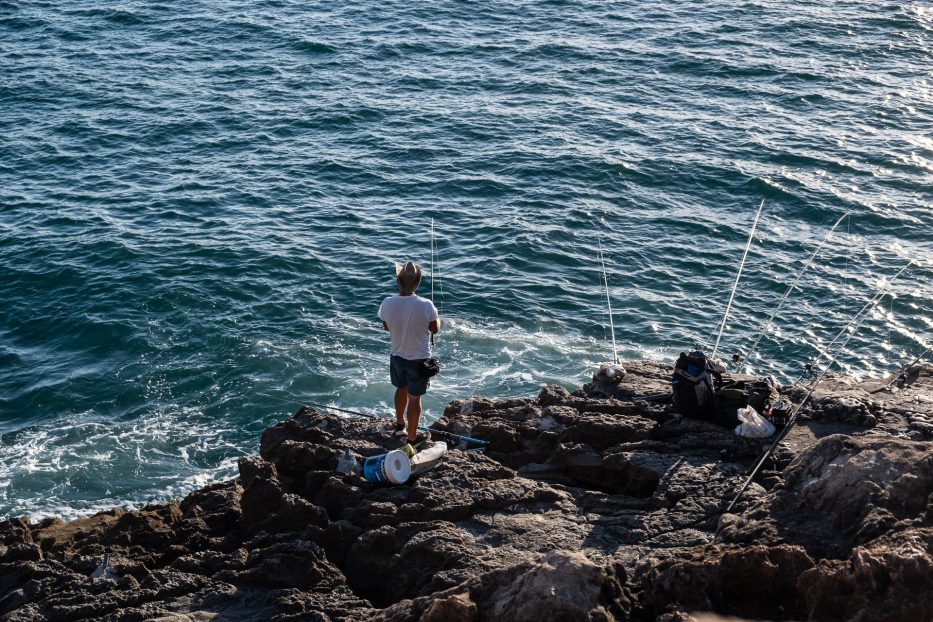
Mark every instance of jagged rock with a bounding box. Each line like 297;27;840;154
718;433;933;558
369;550;632;621
239;474;285;530
1;361;931;621
640;544;814;620
581;360;672;401
179;481;243;535
538;383;571;406
566;411;655;450
797;528;933;621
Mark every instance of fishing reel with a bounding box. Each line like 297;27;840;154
732;353;742;364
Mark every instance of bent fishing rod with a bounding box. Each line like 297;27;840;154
597;236;620;365
708;199;765;360
791;260;913;388
739;212;850;368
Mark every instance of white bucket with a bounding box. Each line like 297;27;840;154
362;449;411;485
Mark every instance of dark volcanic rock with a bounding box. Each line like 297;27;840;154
641;544;815;620
717;433;933;559
1;360;931;621
797;528;933;622
369;550;633;622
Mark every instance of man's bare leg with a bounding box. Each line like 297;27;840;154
406;395;422;442
394;387;409;427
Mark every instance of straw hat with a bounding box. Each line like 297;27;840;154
395;261;422;294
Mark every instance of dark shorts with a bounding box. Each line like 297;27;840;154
390;355;430;396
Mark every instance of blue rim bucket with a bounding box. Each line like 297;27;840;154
362;450;411;485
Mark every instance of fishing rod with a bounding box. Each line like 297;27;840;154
895;341;932;377
428;217;447;347
875;340;933;391
430;218;436;346
725;291;882;514
739;212;850;368
431;218;435;303
710;199;765;360
258;393;489;446
792;260;913;387
597;236;620;365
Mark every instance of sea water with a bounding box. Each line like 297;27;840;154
1;0;931;519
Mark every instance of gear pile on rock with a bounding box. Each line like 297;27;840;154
1;362;931;621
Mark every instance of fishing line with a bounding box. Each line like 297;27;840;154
597;236;620;364
740;212;850;369
710;199;765;360
792;260;913;387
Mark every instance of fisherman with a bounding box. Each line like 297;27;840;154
378;261;440;455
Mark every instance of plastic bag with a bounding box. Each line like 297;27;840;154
336;449;360;475
596;363;627;384
735;405;776;438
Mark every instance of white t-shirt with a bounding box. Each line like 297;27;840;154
378;294;439;360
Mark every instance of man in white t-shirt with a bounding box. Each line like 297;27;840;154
378;261;440;451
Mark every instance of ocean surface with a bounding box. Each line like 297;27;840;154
1;0;931;520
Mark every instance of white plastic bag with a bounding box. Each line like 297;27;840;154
735;405;775;438
596;363;627;384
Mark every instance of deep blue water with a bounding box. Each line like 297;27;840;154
1;0;931;519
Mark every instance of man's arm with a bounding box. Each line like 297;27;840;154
429;318;440;334
383;321;390;332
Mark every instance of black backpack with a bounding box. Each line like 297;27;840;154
671;351;720;419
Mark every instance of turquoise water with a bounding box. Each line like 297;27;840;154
1;0;931;519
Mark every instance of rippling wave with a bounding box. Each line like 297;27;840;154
1;0;931;518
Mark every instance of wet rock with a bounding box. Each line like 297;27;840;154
537;383;571;406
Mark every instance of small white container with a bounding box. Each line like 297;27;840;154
362;449;411;485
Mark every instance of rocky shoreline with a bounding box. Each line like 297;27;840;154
1;361;931;621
